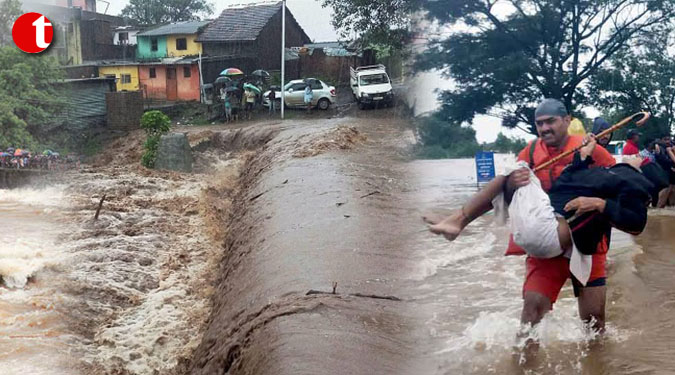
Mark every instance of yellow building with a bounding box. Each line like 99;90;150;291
167;34;202;57
99;65;140;91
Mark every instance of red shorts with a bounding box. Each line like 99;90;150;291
523;252;607;304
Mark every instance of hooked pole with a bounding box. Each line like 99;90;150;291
280;0;286;119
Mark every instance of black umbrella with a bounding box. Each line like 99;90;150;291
214;76;231;85
251;69;270;78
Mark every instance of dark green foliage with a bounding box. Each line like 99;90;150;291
415;111;480;158
320;0;418;50
484;132;528;154
141;135;161;168
0;46;64;150
141;110;171;137
0;0;21;47
418;0;675;135
140;110;171;168
121;0;213;25
589;33;675;143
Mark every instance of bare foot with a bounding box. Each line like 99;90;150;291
421;213;445;225
424;211;467;241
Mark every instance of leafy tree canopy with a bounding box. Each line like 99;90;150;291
0;47;64;150
589;32;675;142
320;0;419;50
415;110;481;158
0;0;21;47
121;0;214;25
417;0;675;135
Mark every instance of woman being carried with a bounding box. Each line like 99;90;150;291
424;135;652;262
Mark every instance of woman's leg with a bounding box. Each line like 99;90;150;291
424;175;508;241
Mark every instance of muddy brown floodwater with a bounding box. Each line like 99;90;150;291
190;110;675;375
2;110;675;374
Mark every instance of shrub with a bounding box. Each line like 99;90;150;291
140;110;170;168
140;110;170;137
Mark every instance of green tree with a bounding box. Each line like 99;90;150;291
415;111;480;158
320;0;418;49
589;33;674;142
0;0;21;47
140;110;171;168
0;47;64;149
417;1;675;135
487;132;528;154
121;0;213;25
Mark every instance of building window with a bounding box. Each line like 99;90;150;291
183;66;191;78
176;38;187;50
149;68;156;78
121;74;131;84
119;32;129;44
151;38;158;51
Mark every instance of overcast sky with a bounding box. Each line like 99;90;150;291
101;0;339;42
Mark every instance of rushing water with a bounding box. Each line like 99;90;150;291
0;187;80;375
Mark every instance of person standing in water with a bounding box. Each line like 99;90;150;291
427;99;616;339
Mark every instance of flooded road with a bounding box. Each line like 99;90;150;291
0;188;80;374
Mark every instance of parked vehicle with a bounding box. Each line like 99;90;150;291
607;140;625;156
263;79;336;110
350;64;394;109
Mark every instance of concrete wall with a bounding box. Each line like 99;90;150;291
63;64;98;79
114;30;139;45
106;91;144;130
137;36;168;60
167;34;202;57
139;65;168;100
0;169;49;189
99;65;140;91
139;64;200;101
176;65;200;101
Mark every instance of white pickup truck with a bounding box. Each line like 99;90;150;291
350;64;394;109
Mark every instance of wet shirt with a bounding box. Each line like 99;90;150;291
622;139;640;156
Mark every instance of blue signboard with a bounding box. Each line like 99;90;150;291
475;151;495;184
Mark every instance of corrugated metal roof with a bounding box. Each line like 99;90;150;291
137;20;210;37
196;3;282;42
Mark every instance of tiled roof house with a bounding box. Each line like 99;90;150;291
197;2;311;70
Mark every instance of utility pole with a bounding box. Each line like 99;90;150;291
280;0;286;119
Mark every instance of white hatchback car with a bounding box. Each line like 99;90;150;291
263;79;336;110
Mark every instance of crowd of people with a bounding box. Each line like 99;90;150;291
592;117;675;208
0;148;79;171
218;81;268;123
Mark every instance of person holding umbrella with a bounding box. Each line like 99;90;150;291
244;87;256;120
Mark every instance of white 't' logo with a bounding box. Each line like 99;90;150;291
32;15;52;49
